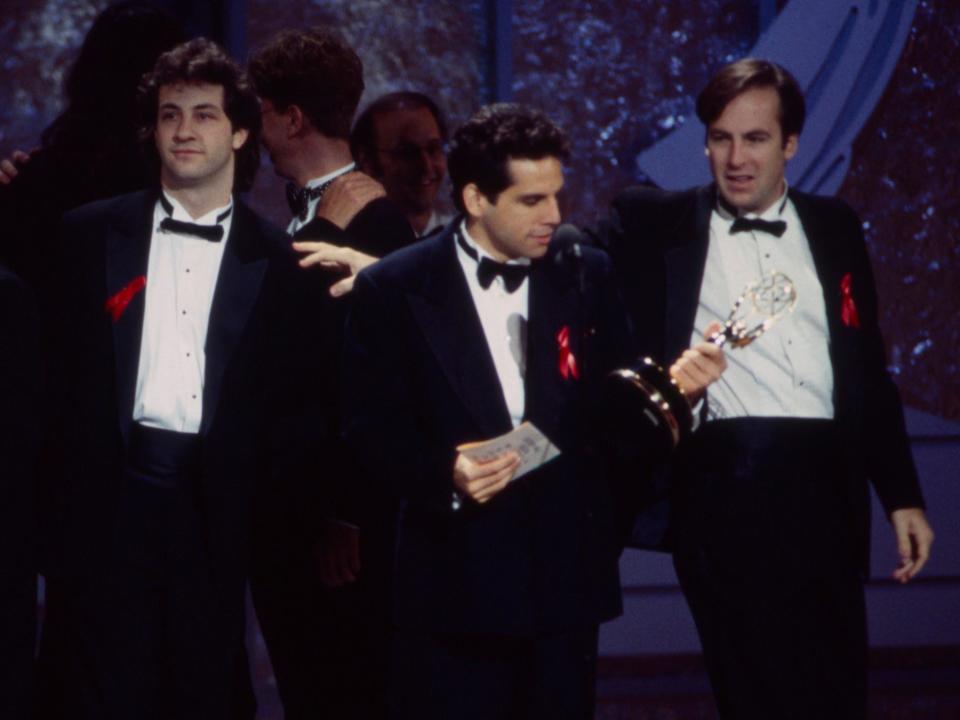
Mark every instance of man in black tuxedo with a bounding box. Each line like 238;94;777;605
0;262;42;720
49;39;327;719
343;103;725;719
246;26;416;720
249;27;416;268
590;58;934;719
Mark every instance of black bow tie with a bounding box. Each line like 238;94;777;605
159;218;223;242
456;231;529;293
158;196;231;242
477;257;530;293
286;180;333;221
729;216;787;237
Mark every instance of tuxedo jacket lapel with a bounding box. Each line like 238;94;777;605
201;201;269;435
790;190;845;346
406;235;512;438
104;191;154;445
524;259;580;442
790;190;852;414
664;187;713;360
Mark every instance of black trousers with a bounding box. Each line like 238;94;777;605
672;418;867;720
251;489;396;720
34;578;74;720
0;571;35;720
250;550;392;720
68;425;253;720
389;626;599;720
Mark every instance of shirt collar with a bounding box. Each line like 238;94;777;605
160;190;233;225
458;220;531;267
304;162;355;189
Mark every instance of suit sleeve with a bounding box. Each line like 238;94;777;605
342;270;459;514
579;251;663;547
583;188;702;552
298;197;417;260
839;203;924;513
259;265;343;530
0;271;42;575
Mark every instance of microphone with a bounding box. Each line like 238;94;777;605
552;223;588;301
552;223;584;267
552;224;589;381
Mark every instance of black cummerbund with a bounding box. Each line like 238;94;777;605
680;416;841;477
125;423;202;489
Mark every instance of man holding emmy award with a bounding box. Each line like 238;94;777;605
590;58;933;719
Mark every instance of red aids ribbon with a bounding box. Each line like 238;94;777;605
556;325;580;380
104;275;146;323
840;272;860;329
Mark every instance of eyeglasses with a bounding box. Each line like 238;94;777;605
377;140;447;163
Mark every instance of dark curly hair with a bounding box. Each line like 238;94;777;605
696;57;806;143
137;37;261;192
447;103;569;214
248;27;364;140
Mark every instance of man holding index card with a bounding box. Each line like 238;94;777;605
342;102;726;719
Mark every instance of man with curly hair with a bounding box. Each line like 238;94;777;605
248;27;415;257
342;103;724;719
50;38;327;719
246;26;416;720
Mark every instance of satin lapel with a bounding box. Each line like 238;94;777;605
663;187;712;361
791;190;845;346
524;258;579;442
791;190;848;410
200;202;269;435
406;234;512;438
105;191;154;445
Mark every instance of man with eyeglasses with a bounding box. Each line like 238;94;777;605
352;91;454;238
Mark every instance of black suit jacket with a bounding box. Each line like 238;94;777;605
285;195;417;528
294;196;416;257
0;264;42;720
342;224;637;636
588;184;924;558
47;190;329;632
0;264;41;577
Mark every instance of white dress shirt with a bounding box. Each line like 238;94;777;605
133;192;233;433
692;187;834;420
286;162;355;236
455;221;530;428
420;210;454;238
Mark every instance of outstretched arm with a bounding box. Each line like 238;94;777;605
291;240;378;297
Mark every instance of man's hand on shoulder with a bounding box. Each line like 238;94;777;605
315;171;386;229
669;321;727;402
890;507;934;583
291;240;379;297
453;450;520;505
